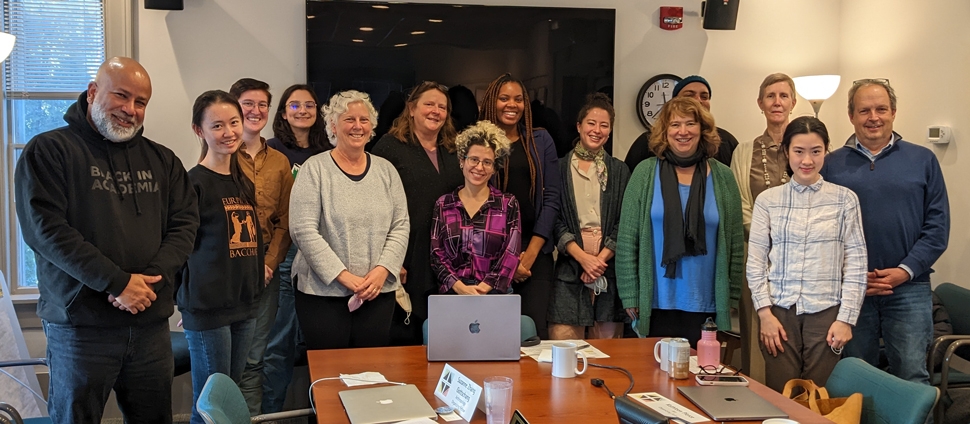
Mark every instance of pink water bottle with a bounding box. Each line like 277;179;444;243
697;317;720;368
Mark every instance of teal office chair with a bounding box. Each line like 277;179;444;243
422;315;537;345
927;282;970;424
196;373;313;424
826;357;938;424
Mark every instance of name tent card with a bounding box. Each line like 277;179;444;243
433;363;482;422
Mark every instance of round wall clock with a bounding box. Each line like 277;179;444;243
637;74;682;128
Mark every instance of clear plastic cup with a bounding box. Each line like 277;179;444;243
484;376;513;424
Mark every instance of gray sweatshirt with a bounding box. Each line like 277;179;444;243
289;151;409;297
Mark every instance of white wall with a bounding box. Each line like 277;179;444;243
135;0;968;287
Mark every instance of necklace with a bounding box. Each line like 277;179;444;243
759;139;787;187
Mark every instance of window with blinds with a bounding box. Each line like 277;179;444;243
2;0;107;292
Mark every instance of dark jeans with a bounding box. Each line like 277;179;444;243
43;319;173;424
295;289;396;350
240;271;280;414
843;281;933;384
184;318;257;424
260;248;302;414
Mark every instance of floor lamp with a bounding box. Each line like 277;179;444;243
793;75;841;118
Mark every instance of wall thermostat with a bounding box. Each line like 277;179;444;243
928;126;952;144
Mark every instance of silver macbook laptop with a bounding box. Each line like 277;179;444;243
427;294;521;361
677;386;789;421
338;384;437;424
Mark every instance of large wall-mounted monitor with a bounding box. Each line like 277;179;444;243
306;1;615;152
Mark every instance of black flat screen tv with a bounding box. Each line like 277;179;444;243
306;1;615;154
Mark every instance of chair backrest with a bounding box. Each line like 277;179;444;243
826;357;938;424
936;283;970;335
423;315;537;345
196;373;250;424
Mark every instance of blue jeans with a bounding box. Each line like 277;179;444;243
239;271;280;414
260;247;303;413
184;318;256;424
843;280;933;384
43;319;173;424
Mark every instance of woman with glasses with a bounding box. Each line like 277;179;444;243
616;96;744;348
261;84;329;412
747;116;866;392
372;81;463;344
289;90;409;349
547;93;630;340
431;121;520;295
480;73;560;337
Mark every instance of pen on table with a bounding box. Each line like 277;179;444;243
577;344;590;350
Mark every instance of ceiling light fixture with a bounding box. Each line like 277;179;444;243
410;31;425;35
372;5;389;9
359;27;374;31
428;19;443;23
352;39;364;43
394;43;407;47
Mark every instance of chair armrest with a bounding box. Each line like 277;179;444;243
251;408;314;423
927;335;970;376
940;338;970;392
0;359;47;368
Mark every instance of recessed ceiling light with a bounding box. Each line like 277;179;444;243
410;31;425;35
352;39;364;43
307;15;316;19
428;19;443;23
372;5;389;9
394;43;407;47
360;27;374;31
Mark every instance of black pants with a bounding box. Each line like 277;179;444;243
648;309;717;348
294;290;396;350
513;252;554;339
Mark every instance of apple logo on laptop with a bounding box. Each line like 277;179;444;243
469;320;481;334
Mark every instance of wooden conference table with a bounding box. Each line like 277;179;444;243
309;338;832;424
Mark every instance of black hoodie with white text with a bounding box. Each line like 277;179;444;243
15;91;199;327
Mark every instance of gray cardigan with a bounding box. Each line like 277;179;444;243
289;152;410;297
554;150;631;282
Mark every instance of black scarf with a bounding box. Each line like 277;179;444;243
659;150;708;278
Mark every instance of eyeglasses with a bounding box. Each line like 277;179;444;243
464;156;495;170
698;365;742;376
852;78;890;87
287;101;317;111
240;100;270;111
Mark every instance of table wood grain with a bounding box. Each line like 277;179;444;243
308;338;831;423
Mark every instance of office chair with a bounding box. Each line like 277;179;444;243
927;282;970;424
197;373;313;424
826;357;938;424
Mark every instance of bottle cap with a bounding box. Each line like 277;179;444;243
702;316;717;331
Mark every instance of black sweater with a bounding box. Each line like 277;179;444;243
15;92;199;327
177;166;263;331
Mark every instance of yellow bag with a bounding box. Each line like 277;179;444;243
782;379;862;424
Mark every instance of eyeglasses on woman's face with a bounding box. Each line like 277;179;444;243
464;156;495;170
287;101;317;111
240;100;270;111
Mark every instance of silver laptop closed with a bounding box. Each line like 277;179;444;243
427;294;521;361
677;386;788;421
338;384;437;424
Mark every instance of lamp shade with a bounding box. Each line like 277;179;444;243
793;75;841;101
0;32;15;63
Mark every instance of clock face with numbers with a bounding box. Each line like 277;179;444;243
637;74;682;128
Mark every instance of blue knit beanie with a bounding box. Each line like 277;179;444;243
672;75;711;98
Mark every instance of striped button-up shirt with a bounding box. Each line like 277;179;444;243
747;177;867;325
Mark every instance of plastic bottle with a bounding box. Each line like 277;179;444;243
696;317;721;369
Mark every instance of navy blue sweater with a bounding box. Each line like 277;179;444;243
820;134;949;282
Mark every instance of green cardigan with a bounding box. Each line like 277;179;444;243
616;157;744;336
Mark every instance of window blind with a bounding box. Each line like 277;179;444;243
3;0;105;95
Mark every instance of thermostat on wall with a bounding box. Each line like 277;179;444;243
928;126;952;144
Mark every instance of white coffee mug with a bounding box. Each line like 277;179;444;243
551;342;588;378
653;338;674;373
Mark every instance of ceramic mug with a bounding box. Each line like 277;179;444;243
653;337;674;373
551;342;588;378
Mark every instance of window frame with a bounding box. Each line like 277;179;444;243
1;0;132;298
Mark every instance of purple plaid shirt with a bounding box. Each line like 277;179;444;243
430;186;522;293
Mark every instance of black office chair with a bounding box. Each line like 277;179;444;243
927;283;970;424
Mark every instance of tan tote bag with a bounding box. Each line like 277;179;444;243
782;379;862;424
